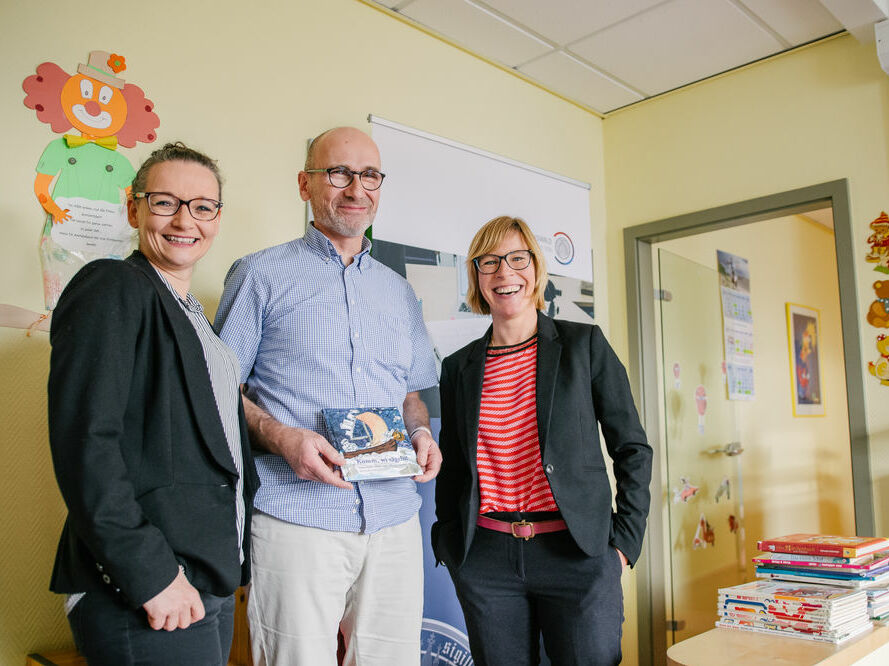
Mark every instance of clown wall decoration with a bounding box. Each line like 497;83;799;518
22;50;159;309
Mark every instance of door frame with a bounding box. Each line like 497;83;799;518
623;179;872;666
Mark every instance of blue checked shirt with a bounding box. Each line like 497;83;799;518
214;223;438;534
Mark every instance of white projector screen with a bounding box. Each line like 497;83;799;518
369;115;593;282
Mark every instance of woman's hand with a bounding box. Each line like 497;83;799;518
142;567;205;631
616;548;628;570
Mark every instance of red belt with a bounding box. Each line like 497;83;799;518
476;515;568;540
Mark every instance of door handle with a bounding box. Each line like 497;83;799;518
705;441;743;456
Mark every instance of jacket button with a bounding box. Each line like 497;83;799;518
102;574;111;584
545;464;554;474
96;563;104;572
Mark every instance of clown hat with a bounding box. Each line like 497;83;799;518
77;50;126;89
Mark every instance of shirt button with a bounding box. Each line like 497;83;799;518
352;508;358;514
545;464;554;474
354;498;360;504
356;367;362;373
350;299;356;305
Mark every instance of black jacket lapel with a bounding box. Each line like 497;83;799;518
127;252;238;476
459;334;488;473
535;312;562;458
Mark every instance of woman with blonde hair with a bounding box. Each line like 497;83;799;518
432;215;652;665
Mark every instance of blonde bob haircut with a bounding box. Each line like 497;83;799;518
465;216;548;315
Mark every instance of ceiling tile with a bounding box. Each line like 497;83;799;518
519;51;644;113
480;0;667;45
740;0;842;45
400;0;554;67
570;0;785;95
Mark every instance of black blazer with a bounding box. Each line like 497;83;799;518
48;251;259;608
432;312;652;568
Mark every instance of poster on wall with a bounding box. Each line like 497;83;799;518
786;303;825;416
865;211;889;274
368;116;602;336
717;250;754;400
21;50;159;310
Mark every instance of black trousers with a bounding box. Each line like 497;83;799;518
68;588;234;666
448;519;624;666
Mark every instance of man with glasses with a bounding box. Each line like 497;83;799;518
215;126;440;665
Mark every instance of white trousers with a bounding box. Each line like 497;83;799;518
247;512;423;666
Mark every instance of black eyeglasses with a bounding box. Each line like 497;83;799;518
305;166;386;191
134;192;222;221
473;249;534;274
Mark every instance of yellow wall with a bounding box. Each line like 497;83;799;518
0;0;614;663
603;34;889;543
658;216;854;573
7;2;888;663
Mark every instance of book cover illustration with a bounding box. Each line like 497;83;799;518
322;407;422;482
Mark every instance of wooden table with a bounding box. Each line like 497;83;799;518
667;625;889;665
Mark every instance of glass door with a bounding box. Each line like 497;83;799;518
657;248;746;645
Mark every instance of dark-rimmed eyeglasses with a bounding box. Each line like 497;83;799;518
305;166;386;191
134;192;223;221
473;249;534;274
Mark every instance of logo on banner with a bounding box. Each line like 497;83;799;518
420;618;474;665
552;232;575;265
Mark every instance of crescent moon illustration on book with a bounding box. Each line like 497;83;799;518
345;411;402;458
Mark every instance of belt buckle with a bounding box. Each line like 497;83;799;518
511;519;535;540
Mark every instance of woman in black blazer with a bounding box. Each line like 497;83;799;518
48;143;259;666
432;216;652;666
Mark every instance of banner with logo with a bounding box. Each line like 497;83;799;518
369;116;593;283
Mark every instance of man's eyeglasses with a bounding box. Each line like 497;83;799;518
473;249;534;274
134;192;222;221
305;166;386;191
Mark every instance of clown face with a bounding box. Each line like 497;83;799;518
60;74;127;137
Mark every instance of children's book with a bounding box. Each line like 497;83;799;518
717;580;867;605
321;407;422;482
754;567;889;589
715;617;872;644
752;551;889;572
756;534;889;558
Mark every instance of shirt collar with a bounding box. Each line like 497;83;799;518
152;266;203;314
303;222;373;271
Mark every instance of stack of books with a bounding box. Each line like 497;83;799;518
753;534;889;589
867;588;889;623
717;580;872;644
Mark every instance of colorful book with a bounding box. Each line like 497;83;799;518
715;617;872;644
752;551;889;572
719;600;863;624
754;562;889;579
718;608;858;629
717;580;867;605
321;407;421;482
754;567;889;589
756;534;889;558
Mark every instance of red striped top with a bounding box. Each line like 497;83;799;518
477;335;558;513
